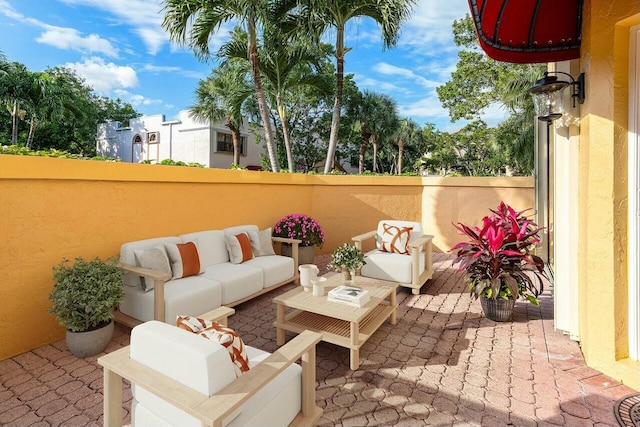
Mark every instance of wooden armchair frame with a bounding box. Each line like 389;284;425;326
99;307;323;427
115;237;301;328
352;231;434;295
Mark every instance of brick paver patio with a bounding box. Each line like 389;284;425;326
0;253;636;426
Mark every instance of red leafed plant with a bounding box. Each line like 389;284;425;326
451;202;547;304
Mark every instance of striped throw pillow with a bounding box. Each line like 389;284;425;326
176;316;250;377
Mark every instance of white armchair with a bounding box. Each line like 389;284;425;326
352;220;434;295
98;307;323;427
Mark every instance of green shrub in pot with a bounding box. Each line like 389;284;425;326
49;257;124;332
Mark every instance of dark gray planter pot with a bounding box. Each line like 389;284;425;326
281;244;315;265
480;297;515;322
66;320;114;358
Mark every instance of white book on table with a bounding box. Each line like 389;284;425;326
327;285;370;307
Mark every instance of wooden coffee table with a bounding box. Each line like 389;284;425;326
273;274;398;370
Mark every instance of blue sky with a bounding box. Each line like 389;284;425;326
0;0;505;132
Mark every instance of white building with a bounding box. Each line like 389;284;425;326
96;110;264;169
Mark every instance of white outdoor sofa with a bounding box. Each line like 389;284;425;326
116;225;300;327
99;307;323;427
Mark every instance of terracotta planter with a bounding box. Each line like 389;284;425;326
281;244;315;265
66;320;114;358
480;297;515;322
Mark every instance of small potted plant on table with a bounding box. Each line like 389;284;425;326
49;257;124;357
451;202;547;321
328;243;366;283
273;213;325;265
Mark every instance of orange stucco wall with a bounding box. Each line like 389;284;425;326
0;155;533;360
577;0;639;390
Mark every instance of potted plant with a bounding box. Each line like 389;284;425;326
328;243;366;282
49;257;124;357
273;213;325;264
451;202;547;321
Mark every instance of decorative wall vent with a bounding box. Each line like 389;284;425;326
147;131;159;144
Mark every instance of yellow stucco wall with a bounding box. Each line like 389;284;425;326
578;0;639;390
0;155;533;360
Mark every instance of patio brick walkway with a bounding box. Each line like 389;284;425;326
0;253;636;426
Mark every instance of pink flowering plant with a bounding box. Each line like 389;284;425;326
451;202;547;305
273;213;325;247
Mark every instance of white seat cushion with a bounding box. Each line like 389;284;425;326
360;249;425;284
119;276;222;324
131;321;236;395
130;321;238;427
130;321;302;427
202;263;263;304
243;255;294;288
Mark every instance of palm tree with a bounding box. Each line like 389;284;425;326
300;0;415;173
499;64;545;173
190;62;253;166
395;118;419;174
25;71;60;149
348;90;399;173
0;62;32;144
162;0;281;171
219;26;332;172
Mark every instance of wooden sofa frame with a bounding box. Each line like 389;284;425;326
115;237;301;328
99;306;323;427
352;231;434;295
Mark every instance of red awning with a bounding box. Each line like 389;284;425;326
467;0;583;64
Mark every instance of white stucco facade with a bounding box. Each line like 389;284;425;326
96;110;264;169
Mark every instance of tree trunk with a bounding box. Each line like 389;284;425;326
26;114;37;149
372;135;378;173
11;99;18;145
324;25;345;174
397;138;404;174
359;131;371;174
248;17;279;172
228;121;241;166
276;94;295;172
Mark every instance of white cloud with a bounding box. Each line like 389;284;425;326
143;64;181;73
36;28;118;58
0;0;118;57
113;89;162;107
479;102;510;127
59;0;167;54
65;57;138;93
400;0;469;52
398;96;452;121
373;62;440;89
59;0;232;56
355;75;407;93
142;64;206;80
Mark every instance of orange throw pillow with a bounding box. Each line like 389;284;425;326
225;232;254;264
235;233;253;263
165;241;204;278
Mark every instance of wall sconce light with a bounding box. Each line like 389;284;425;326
528;71;585;122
